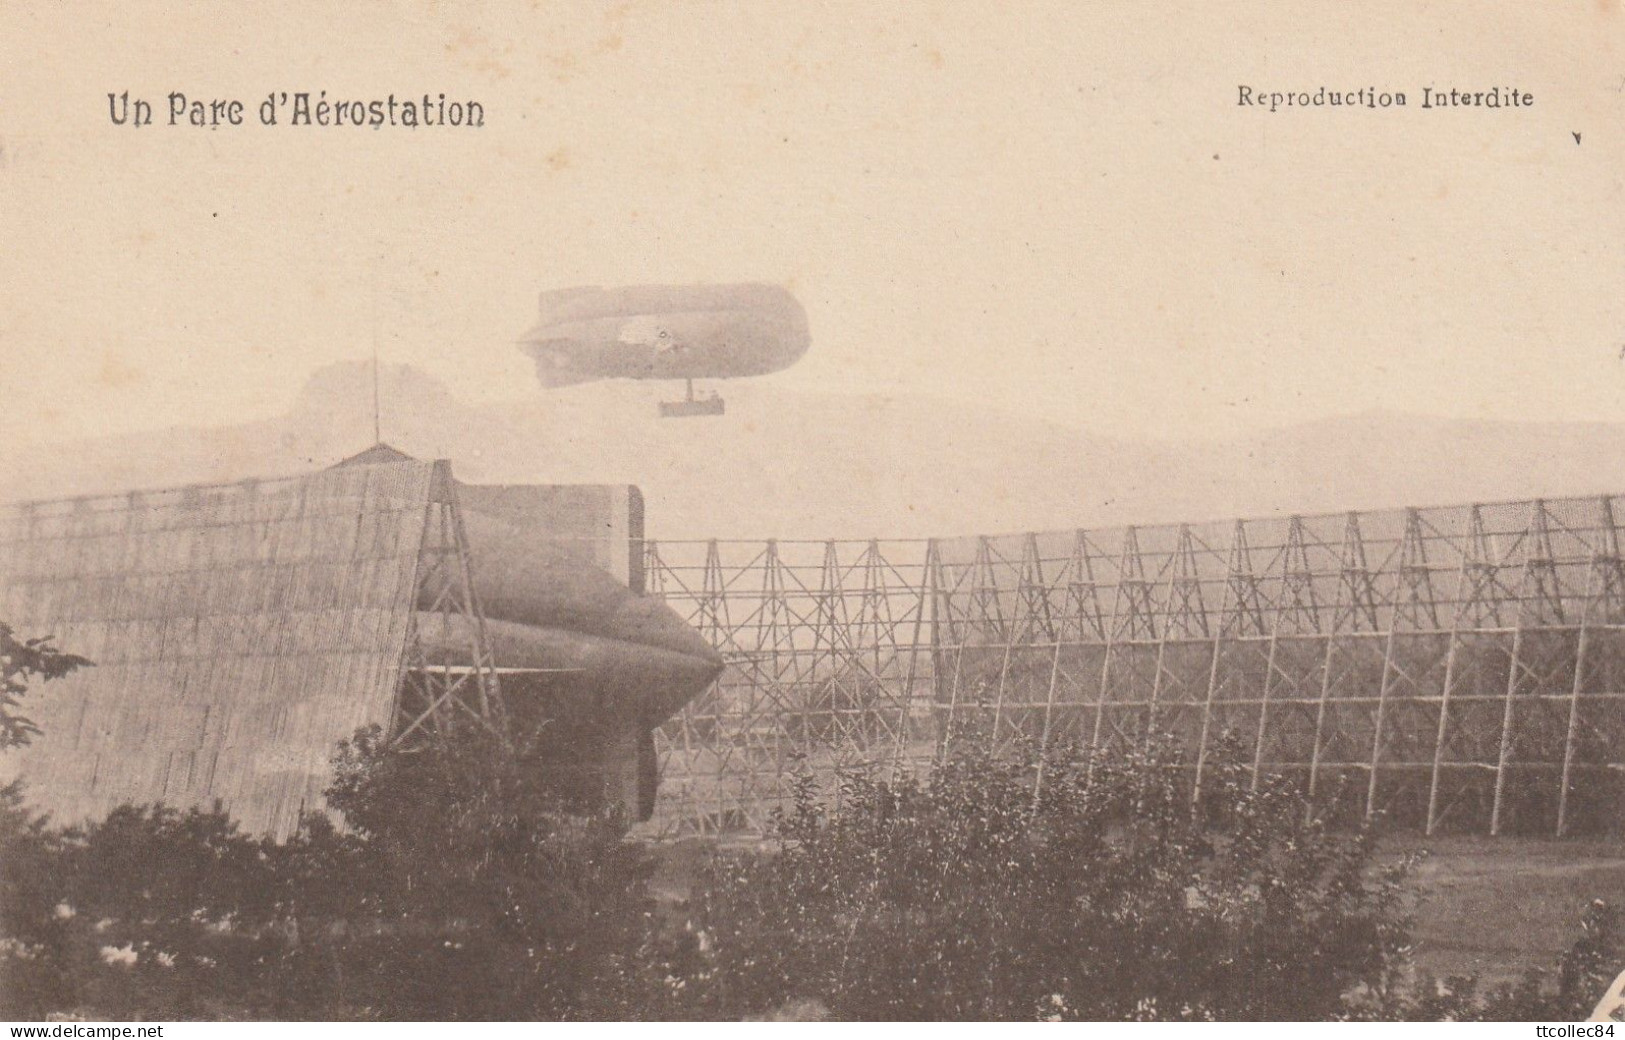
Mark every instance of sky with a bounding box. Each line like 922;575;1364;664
1;1;1623;448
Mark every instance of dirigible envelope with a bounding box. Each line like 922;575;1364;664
418;479;724;727
519;283;810;388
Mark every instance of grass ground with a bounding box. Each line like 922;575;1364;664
1397;835;1625;984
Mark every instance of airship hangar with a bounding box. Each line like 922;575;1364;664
0;446;721;839
3;283;1622;844
8;456;1620;842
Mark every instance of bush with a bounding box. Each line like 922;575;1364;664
0;798;280;1020
266;725;658;1020
0;724;660;1021
668;734;1420;1020
3;721;1620;1021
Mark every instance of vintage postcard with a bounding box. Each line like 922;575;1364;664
1;0;1623;1025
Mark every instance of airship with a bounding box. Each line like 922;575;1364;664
397;460;724;820
332;444;723;819
518;283;810;417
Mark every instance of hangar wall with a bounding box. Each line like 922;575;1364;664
643;494;1625;839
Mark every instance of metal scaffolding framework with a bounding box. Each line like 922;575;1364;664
393;460;506;748
642;494;1625;839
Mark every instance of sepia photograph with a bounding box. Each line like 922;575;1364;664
1;0;1624;1025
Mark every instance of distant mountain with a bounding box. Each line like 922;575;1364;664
4;362;1623;540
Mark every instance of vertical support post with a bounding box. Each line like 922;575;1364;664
1032;640;1064;801
1425;506;1483;835
1557;544;1601;836
1192;521;1239;804
758;539;788;778
1368;509;1434;821
700;540;728;831
1558;497;1617;836
1152;526;1206;743
1087;528;1141;780
812;540;844;757
1491;500;1547;836
1252;517;1315;790
444;468;503;729
1250;601;1285;790
964;536;1008;744
1309;513;1363;803
934;541;969;763
894;540;933;776
1145;540;1174;745
1488;627;1528;836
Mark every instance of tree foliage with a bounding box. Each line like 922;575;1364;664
1;717;1618;1021
666;734;1624;1021
0;621;89;751
0;799;279;1020
297;725;658;1019
666;736;1415;1020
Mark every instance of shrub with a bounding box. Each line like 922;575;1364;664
272;725;659;1020
3;719;1619;1021
0;799;280;1020
670;733;1420;1021
0;725;662;1021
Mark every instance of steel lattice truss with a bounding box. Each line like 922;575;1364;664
642;495;1625;839
393;461;506;749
